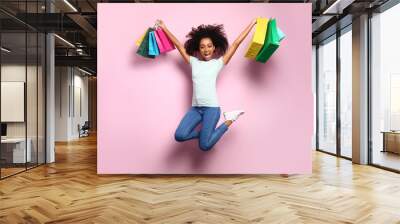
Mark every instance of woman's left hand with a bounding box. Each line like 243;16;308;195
252;18;258;26
156;19;166;29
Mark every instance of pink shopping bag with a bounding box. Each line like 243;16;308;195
154;28;175;53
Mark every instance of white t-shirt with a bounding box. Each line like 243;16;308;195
189;56;224;107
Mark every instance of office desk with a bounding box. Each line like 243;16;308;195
1;138;32;163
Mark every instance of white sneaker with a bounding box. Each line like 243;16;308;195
223;110;245;122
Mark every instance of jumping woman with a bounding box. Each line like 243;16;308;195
157;18;257;151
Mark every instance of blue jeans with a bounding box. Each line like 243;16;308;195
174;106;229;151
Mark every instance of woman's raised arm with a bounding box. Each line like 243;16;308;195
222;18;257;65
157;19;190;64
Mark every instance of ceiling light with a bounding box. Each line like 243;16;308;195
54;34;75;48
1;47;11;53
78;67;93;76
322;0;355;15
323;0;343;14
63;0;78;12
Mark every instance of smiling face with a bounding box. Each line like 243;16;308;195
199;37;215;61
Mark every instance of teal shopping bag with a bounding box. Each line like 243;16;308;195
148;31;160;56
277;27;285;42
136;28;155;59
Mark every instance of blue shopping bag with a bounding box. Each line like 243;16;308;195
148;31;160;56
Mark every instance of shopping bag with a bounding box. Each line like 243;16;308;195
277;26;285;42
136;28;155;59
135;30;147;46
155;27;175;53
148;31;160;56
256;19;279;63
154;28;166;53
245;18;268;59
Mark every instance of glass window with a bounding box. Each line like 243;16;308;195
1;30;28;177
312;45;317;150
318;36;337;154
340;28;352;158
38;32;45;165
371;3;400;171
27;30;38;169
0;1;46;179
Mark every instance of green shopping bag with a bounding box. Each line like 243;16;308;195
256;19;279;63
136;28;155;59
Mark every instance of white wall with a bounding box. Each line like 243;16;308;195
1;65;42;137
70;71;89;139
55;66;69;141
55;67;89;141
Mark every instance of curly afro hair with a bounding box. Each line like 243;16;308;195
184;24;229;59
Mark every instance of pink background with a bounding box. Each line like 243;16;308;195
97;3;313;174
